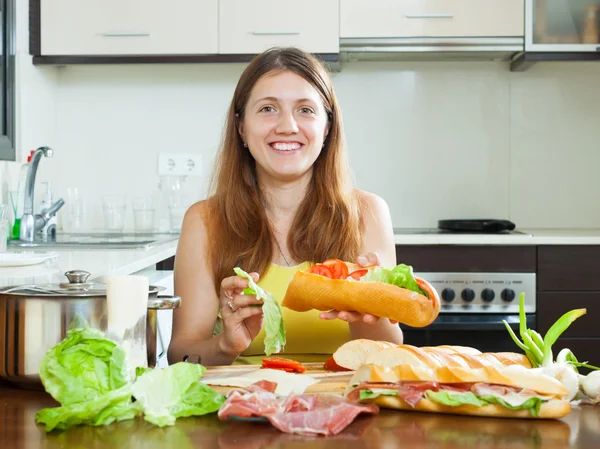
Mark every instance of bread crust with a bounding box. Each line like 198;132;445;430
370;394;571;419
281;271;440;327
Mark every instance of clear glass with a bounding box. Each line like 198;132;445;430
102;195;128;232
532;0;600;45
63;187;86;233
168;193;192;232
132;196;155;233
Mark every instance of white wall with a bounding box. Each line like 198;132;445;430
5;3;600;231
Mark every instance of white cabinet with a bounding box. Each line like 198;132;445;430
40;0;218;55
341;0;525;38
219;0;340;54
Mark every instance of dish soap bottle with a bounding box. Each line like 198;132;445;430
12;150;35;239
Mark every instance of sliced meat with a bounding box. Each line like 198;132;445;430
267;394;379;436
218;382;280;420
347;381;440;407
218;381;378;436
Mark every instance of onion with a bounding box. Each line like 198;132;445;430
580;371;600;400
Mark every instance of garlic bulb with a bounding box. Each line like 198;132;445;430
580;371;600;400
536;363;580;401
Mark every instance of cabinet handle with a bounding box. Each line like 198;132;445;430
251;31;301;36
102;32;151;37
405;13;454;19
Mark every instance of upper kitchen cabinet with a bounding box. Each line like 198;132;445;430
32;0;218;57
528;0;600;49
341;0;525;39
511;0;600;70
218;0;339;54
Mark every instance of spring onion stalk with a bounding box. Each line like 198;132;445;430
502;293;599;401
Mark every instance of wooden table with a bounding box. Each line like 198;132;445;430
2;386;600;449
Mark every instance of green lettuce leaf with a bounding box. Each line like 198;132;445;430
478;395;543;417
359;389;399;400
361;264;426;296
234;267;286;356
35;384;140;432
425;390;488;407
38;327;129;406
132;362;224;427
170;381;226;418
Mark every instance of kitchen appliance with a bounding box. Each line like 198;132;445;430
0;270;180;389
404;272;536;352
438;219;516;233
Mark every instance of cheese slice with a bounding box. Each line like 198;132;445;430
202;368;319;396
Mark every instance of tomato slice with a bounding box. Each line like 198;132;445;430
261;357;307;373
323;356;352;372
322;259;345;265
308;264;334;278
326;261;349;280
348;269;369;280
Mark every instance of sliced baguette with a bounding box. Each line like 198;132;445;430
333;339;395;370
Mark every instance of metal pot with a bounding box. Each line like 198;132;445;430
0;270;180;389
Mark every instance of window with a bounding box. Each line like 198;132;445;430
0;0;15;161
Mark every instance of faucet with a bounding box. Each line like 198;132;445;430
19;147;66;242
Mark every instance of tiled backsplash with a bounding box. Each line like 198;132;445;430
5;58;600;231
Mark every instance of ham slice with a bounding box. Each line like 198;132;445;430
347;381;441;407
218;381;379;436
268;394;379;436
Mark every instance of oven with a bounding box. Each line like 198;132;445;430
394;236;537;353
403;272;536;352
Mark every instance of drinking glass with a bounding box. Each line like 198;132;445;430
132;196;155;233
102;195;127;232
63;187;86;233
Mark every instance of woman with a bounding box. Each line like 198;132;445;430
168;47;402;366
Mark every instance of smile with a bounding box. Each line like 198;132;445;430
270;142;303;152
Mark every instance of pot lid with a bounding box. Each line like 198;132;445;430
0;270;165;298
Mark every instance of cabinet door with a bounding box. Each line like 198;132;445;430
341;0;524;38
41;0;218;55
529;0;600;50
219;0;340;54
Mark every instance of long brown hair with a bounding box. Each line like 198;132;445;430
205;47;363;289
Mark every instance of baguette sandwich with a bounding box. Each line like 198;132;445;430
331;339;510;371
344;345;570;419
282;260;440;327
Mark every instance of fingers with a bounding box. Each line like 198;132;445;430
221;272;260;297
319;310;397;325
227;294;264;311
357;252;380;268
230;304;264;322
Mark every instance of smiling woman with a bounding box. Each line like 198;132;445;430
168;47;402;367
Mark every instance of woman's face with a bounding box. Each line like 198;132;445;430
239;71;330;183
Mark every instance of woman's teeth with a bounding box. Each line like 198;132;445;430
271;142;302;151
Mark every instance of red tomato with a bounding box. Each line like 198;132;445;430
323;356;352;372
261;357;307;373
327;262;349;280
308;264;334;278
348;269;369;280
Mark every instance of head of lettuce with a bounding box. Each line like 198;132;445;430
36;327;225;432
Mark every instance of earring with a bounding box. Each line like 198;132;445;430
243;142;248;148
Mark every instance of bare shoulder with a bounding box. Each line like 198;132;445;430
355;189;392;224
355;189;396;265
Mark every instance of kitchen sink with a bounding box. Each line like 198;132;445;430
7;232;179;249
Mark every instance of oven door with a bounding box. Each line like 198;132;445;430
402;314;536;353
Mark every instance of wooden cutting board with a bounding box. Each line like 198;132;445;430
202;362;354;396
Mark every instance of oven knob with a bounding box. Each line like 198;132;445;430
481;288;495;302
441;288;455;302
501;288;516;302
461;288;475;302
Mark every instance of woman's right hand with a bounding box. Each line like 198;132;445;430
218;272;265;357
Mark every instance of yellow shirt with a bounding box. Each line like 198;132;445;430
234;262;351;365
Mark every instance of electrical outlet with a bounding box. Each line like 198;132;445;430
157;153;202;177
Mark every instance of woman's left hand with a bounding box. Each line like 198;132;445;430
318;252;398;325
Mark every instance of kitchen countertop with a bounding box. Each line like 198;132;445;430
0;237;178;288
1;386;598;448
394;228;600;245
